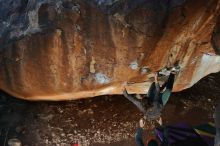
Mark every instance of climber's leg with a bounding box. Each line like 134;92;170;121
165;72;175;90
135;128;145;146
160;72;175;106
135;118;146;146
148;73;161;104
147;82;156;104
123;89;147;113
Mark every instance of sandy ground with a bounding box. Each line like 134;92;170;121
0;73;220;146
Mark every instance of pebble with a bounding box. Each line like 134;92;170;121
61;133;65;137
8;138;22;146
67;134;73;137
52;132;56;137
88;109;94;114
39;114;54;121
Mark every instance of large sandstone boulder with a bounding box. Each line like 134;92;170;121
0;0;220;100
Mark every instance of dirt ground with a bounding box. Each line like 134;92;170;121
0;73;220;146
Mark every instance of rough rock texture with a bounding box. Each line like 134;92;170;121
0;0;220;100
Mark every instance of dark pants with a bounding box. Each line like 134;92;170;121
147;82;159;104
164;73;175;90
135;128;145;146
148;73;175;105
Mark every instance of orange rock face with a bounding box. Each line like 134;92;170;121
0;0;220;100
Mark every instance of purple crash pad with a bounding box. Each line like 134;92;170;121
155;123;208;146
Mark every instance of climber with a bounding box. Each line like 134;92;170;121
123;67;178;120
146;68;178;119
